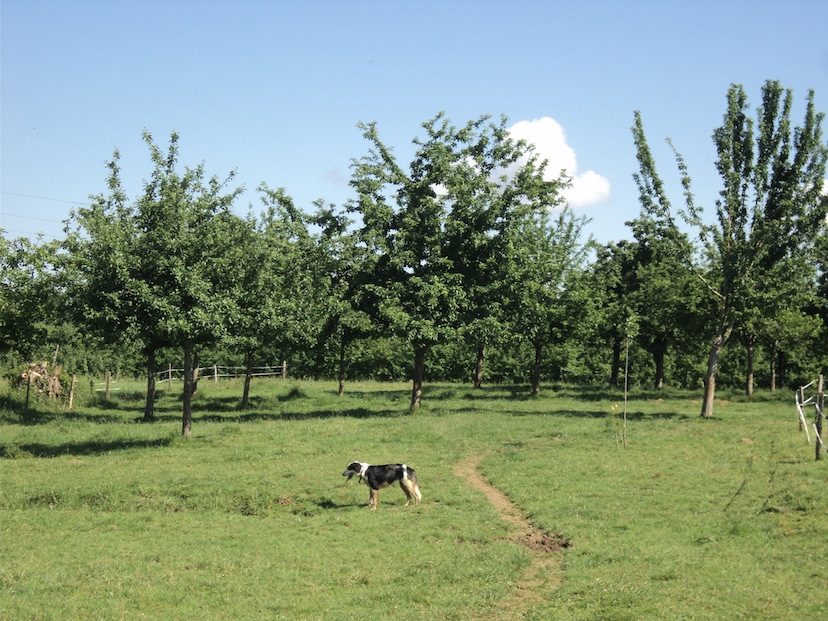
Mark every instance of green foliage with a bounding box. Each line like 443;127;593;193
632;81;828;414
350;113;583;403
0;235;65;360
4;91;827;410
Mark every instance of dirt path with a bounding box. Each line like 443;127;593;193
454;453;568;620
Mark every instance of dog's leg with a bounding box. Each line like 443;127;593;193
399;480;413;506
400;479;421;506
369;488;379;510
412;482;422;505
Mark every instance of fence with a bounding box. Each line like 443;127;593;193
796;375;825;461
155;363;287;386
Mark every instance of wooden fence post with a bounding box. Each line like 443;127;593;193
105;371;111;400
281;360;287;380
213;364;218;383
816;375;825;461
25;373;32;409
69;374;78;410
168;363;172;387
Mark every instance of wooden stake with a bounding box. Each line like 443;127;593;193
105;370;111;400
816;375;824;461
69;374;78;410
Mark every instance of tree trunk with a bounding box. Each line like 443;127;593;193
410;346;425;409
531;342;542;397
745;341;755;397
191;351;200;396
610;337;622;387
338;336;346;397
777;350;786;389
241;348;253;409
652;339;666;390
473;343;485;389
769;341;777;392
816;375;824;461
700;319;734;419
182;341;194;436
143;347;156;421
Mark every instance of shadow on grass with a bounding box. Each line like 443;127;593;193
4;383;705;426
4;409;129;426
1;435;175;459
141;406;412;424
452;404;691;420
313;498;364;510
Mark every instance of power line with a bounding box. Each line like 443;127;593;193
1;191;89;206
1;228;60;238
1;212;67;223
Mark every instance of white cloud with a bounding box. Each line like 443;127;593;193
507;117;611;208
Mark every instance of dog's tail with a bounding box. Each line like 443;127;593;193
402;464;422;504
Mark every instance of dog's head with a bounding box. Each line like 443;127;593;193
342;461;366;481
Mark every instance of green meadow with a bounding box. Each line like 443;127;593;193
1;379;825;620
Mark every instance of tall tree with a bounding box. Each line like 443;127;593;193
634;81;827;417
350;114;466;408
68;131;243;432
141;132;243;435
630;110;710;390
508;206;590;396
350;113;567;407
441;115;549;388
0;234;63;364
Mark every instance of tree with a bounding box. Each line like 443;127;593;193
228;185;323;408
0;235;63;364
507;206;590;396
66;150;162;419
68;131;243;432
309;200;375;396
350;113;568;407
441;115;549;388
588;240;637;387
349;114;466;408
140;132;243;434
629;116;709;390
634;81;827;417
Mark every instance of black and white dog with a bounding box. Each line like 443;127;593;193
342;461;422;509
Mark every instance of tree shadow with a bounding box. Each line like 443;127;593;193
313;497;363;510
9;409;130;426
450;404;691;420
1;435;175;459
5;382;698;426
199;406;413;423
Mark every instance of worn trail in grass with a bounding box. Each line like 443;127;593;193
455;453;568;619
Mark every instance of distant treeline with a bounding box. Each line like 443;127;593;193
2;80;826;428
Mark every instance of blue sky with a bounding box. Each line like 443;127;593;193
2;0;827;244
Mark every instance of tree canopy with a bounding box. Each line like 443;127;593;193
3;87;827;423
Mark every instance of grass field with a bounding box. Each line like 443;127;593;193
1;378;826;620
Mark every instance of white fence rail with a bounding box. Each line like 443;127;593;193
156;364;286;384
